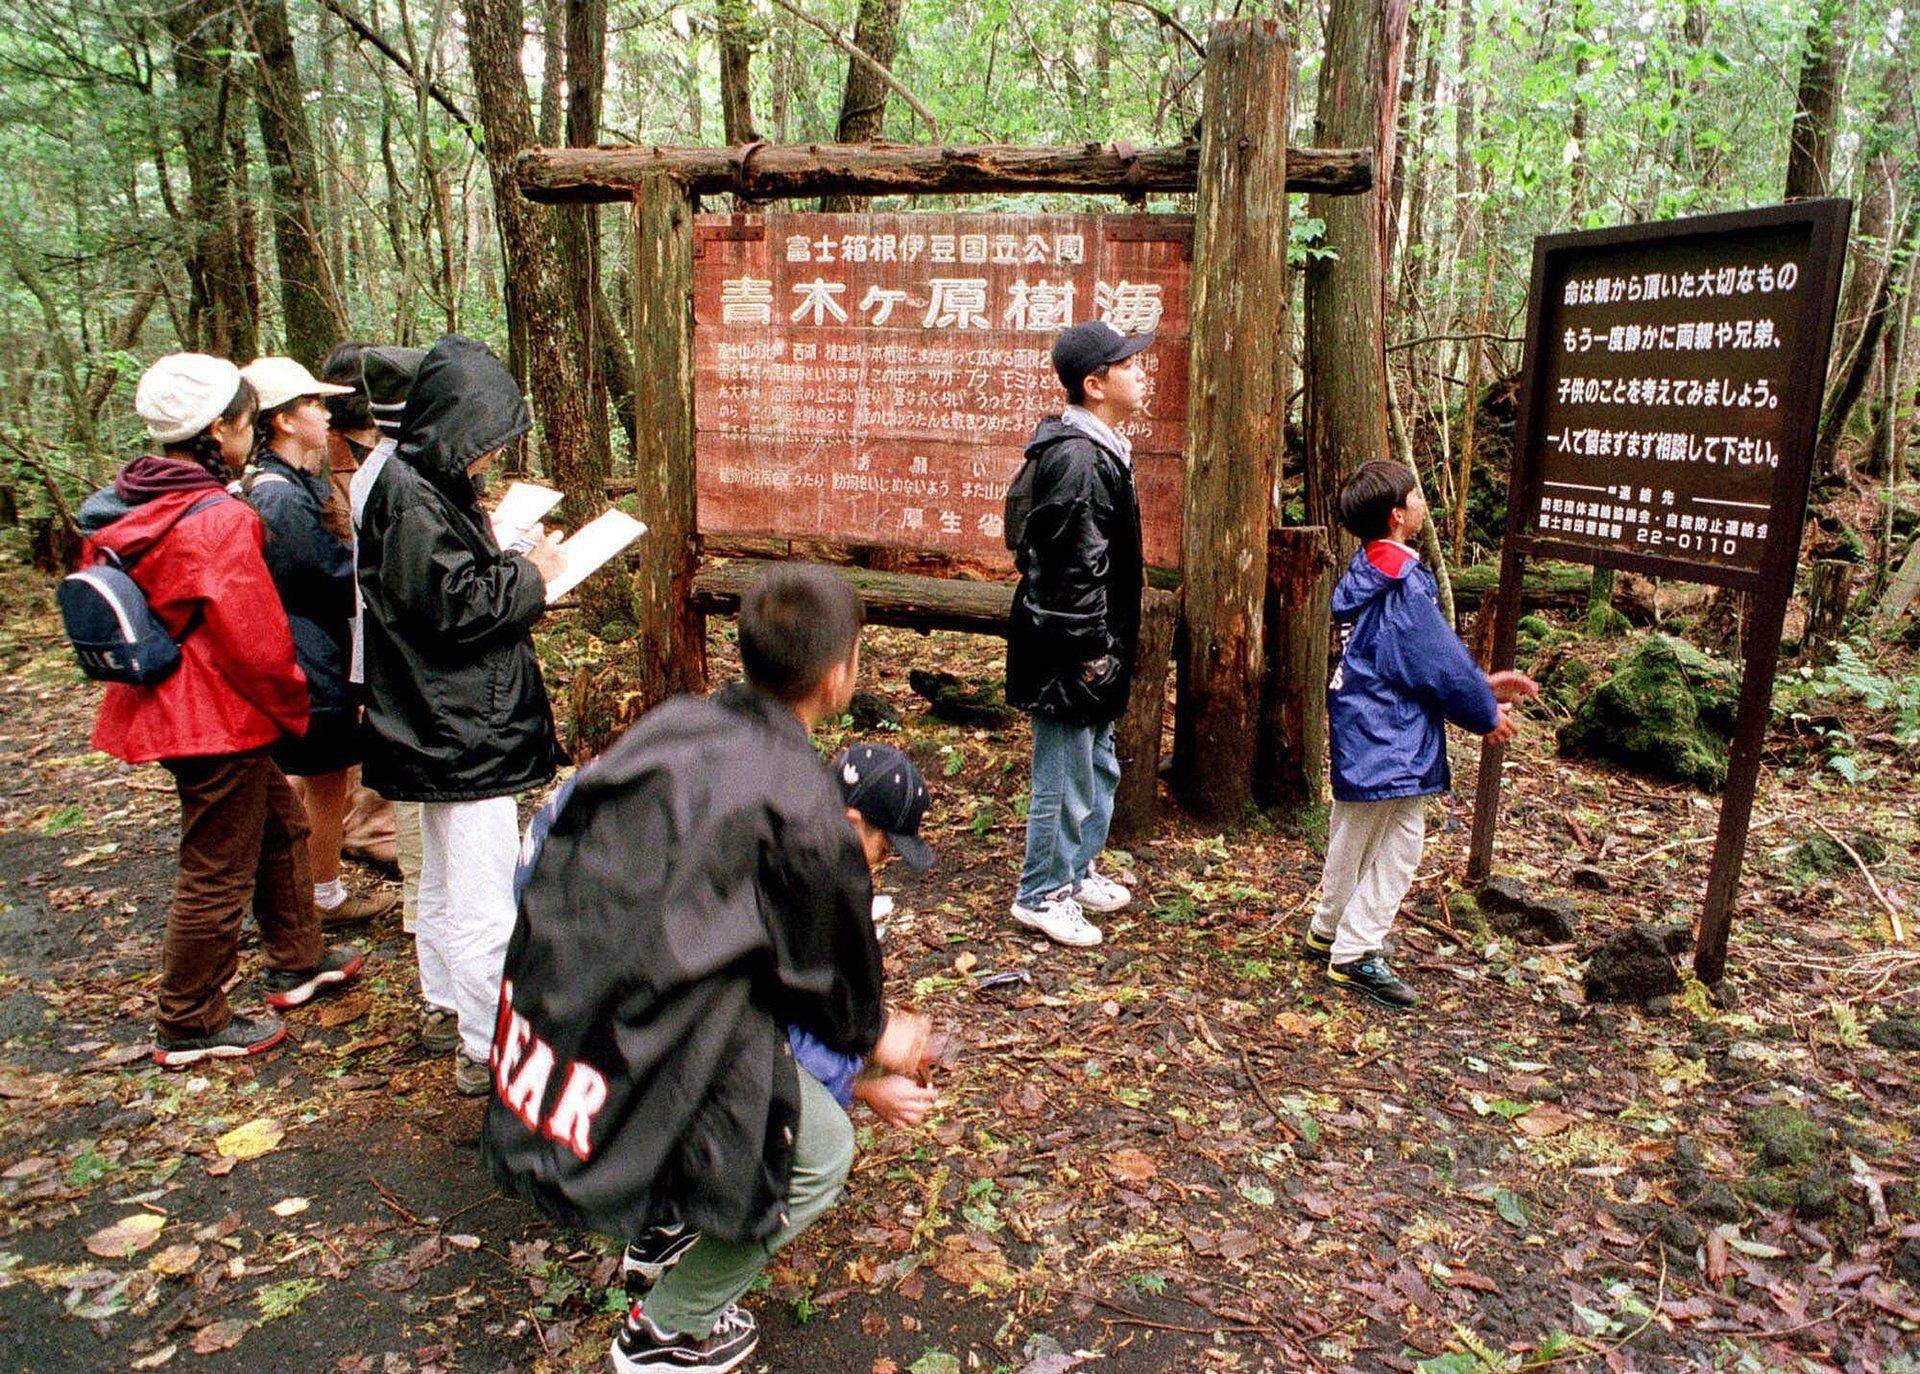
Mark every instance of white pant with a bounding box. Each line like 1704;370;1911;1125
416;796;520;1060
1312;796;1427;964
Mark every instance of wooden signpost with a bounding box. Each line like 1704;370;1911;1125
692;211;1191;567
1467;199;1851;985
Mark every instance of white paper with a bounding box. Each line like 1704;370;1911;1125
544;509;648;603
490;481;563;548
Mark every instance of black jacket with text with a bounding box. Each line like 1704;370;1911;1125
1004;417;1145;726
480;682;886;1245
355;334;560;802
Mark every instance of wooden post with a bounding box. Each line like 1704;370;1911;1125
1174;17;1292;821
630;174;707;704
1111;588;1176;844
1800;558;1854;660
1256;528;1334;811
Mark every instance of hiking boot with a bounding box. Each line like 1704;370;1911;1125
1328;955;1419;1009
420;1006;461;1053
263;945;365;1010
453;1049;491;1097
622;1223;701;1296
1301;928;1334;960
612;1304;758;1374
1010;888;1102;948
152;1013;286;1068
1074;867;1132;914
320;888;397;927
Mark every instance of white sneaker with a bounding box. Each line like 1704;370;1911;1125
1075;867;1132;913
1011;889;1102;947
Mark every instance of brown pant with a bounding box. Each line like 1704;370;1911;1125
160;751;323;1038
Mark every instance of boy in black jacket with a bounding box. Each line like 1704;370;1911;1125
484;564;933;1374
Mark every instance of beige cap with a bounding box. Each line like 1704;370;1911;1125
135;353;246;444
240;356;354;413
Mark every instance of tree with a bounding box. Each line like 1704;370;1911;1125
244;0;349;364
819;0;905;214
1785;0;1851;201
164;0;258;360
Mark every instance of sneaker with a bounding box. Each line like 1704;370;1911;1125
420;1006;461;1053
1301;928;1334;960
622;1223;701;1296
612;1304;758;1374
320;888;397;927
1010;889;1102;947
1328;955;1419;1009
263;945;365;1010
152;1013;286;1068
1074;867;1132;914
453;1049;491;1097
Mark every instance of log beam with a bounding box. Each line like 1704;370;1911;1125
516;140;1370;203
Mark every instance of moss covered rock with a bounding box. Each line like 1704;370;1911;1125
1557;634;1740;790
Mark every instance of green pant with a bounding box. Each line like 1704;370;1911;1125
642;1066;855;1338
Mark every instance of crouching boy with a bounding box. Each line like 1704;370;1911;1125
483;564;935;1373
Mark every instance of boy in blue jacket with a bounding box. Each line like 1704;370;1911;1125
1311;461;1537;1008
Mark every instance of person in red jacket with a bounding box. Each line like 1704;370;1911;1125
82;354;365;1067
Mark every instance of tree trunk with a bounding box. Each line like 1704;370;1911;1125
1451;247;1495;562
1828;56;1910;394
1174;19;1291;822
819;0;905;214
718;0;759;145
165;0;258;360
1815;192;1919;478
461;0;603;509
246;0;349;366
1785;0;1851;201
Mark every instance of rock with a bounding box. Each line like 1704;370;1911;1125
907;668;1017;727
1444;890;1489;938
848;690;902;730
1657;1208;1703;1251
1645;995;1674;1016
1569;864;1612;892
1475;877;1579;943
1557;634;1740;790
1868;1014;1920;1052
1584;602;1631;639
1744;1105;1831;1170
1687;1181;1746;1223
1650;921;1695;955
1669;1137;1706;1182
1583;924;1682;1005
1796;1171;1841;1219
1616;572;1660;624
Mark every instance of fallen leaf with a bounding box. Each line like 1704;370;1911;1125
447;1233;481;1250
203;1156;235;1178
98;1043;151;1068
130;1345;177;1370
314;992;370;1029
1515;1107;1574;1137
953;952;977;975
269;1197;310;1218
3;1155;52;1180
1104;1147;1157;1184
190;1319;248;1355
214;1118;284;1160
86;1212;166;1259
148;1243;202;1276
0;1072;38;1099
1274;1012;1318;1036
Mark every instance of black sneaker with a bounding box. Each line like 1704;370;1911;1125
611;1303;757;1374
263;945;365;1010
152;1014;286;1068
1328;955;1419;1008
1301;928;1334;960
623;1223;701;1297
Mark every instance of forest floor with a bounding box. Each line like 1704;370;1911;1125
1;561;1917;1374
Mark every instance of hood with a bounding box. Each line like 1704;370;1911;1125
1332;542;1419;619
114;453;224;504
90;486;229;563
397;335;530;498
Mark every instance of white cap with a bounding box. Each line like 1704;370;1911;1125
240;356;354;414
135;353;246;444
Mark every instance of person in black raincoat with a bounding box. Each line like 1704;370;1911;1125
1003;321;1153;950
355;333;566;1095
484;564;933;1374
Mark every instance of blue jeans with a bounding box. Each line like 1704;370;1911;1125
1017;715;1120;906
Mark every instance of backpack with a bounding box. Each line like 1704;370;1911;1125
57;494;227;685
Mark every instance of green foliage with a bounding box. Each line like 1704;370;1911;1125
1557;634;1739;790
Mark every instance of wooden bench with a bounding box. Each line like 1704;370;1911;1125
692;559;1176;842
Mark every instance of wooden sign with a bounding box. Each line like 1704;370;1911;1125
692;212;1191;567
1469;200;1851;986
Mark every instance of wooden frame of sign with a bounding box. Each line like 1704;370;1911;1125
1465;198;1851;986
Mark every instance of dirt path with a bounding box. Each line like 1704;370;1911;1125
2;568;1916;1373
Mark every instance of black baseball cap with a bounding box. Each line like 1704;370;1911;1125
1052;320;1156;393
834;743;934;872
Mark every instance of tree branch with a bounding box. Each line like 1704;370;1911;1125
763;0;940;139
1109;0;1205;60
314;0;480;143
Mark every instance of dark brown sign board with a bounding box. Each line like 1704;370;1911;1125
691;212;1191;568
1466;199;1851;984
